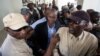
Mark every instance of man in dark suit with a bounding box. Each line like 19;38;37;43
32;8;61;56
59;8;71;27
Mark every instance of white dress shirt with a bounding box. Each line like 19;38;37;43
48;24;56;43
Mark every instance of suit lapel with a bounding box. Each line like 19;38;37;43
43;22;48;41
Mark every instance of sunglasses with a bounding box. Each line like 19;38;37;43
12;26;29;32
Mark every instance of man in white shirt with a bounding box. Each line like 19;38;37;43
44;11;98;56
1;13;34;56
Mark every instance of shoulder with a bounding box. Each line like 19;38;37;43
36;21;47;27
90;33;98;44
30;17;46;29
35;21;47;31
84;31;98;44
58;27;68;30
57;27;69;34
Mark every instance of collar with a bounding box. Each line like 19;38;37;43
47;23;55;29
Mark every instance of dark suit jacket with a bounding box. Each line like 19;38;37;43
59;16;70;27
38;9;44;19
32;21;61;56
28;9;40;25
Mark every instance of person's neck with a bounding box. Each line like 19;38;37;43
73;30;83;37
48;22;55;28
29;8;34;11
42;8;45;11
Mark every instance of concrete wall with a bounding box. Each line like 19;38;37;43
57;0;77;11
30;0;52;4
0;0;23;30
82;0;100;12
77;0;84;6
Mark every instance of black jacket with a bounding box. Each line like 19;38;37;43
29;21;61;56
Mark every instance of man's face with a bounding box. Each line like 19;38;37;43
47;12;57;24
28;3;34;9
68;21;81;34
7;26;33;39
94;14;100;23
23;14;30;23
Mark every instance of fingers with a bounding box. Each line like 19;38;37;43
50;34;60;45
54;34;60;41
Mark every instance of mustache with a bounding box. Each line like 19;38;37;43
69;28;75;33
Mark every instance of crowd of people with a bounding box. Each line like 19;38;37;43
0;1;100;56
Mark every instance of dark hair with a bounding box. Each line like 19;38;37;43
76;5;82;10
87;9;94;14
45;8;57;18
21;8;30;15
89;11;100;23
52;6;58;11
27;3;34;8
90;11;99;18
62;9;70;13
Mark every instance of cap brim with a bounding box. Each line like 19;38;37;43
9;22;28;30
69;16;81;24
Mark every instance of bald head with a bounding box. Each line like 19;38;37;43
45;8;58;26
45;8;57;16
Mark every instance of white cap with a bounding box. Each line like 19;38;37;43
3;13;28;30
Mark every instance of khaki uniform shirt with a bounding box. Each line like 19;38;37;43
54;27;98;56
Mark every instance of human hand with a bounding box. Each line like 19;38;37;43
50;34;60;45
